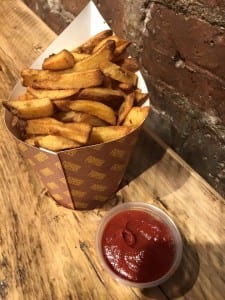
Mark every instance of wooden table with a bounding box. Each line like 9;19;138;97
0;1;224;299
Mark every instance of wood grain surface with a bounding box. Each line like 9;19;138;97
0;1;224;300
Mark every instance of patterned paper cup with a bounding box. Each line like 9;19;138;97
5;109;141;210
4;1;150;210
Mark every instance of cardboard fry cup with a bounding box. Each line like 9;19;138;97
4;1;150;210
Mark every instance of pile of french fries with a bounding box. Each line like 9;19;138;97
3;30;150;152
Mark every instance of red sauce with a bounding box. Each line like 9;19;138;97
101;210;175;283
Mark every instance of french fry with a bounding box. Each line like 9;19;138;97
72;29;113;54
17;91;35;100
117;93;134;125
78;87;124;103
123;106;150;127
32;69;104;89
53;99;72;111
116;57;139;72
117;82;134;92
73;40;115;71
134;90;149;106
113;39;131;58
92;35;120;53
8;30;150;152
68;100;116;125
89;126;134;145
25;135;81;151
55;111;108;126
3;98;54;119
42;49;75;71
25;117;92;144
27;87;79;99
54;111;78;122
71;52;90;62
21;69;51;86
100;61;138;86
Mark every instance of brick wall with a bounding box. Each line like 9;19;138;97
23;0;225;197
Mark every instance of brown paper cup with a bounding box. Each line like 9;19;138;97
4;1;149;210
5;110;141;210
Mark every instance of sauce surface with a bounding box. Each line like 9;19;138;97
101;209;176;282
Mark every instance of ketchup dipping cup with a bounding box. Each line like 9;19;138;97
96;202;183;288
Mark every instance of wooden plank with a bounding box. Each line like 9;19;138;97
123;129;225;299
0;1;224;300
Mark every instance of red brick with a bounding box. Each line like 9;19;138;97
92;0;125;36
142;46;225;122
198;0;225;9
146;4;225;80
61;0;89;16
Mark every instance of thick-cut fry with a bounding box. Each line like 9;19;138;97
92;35;120;53
117;93;134;125
134;90;149;106
55;111;108;126
3;98;54;119
25;135;81;151
100;61;138;86
10;30;149;152
54;111;77;122
27;87;79;99
17;91;35;100
72;29;113;54
116;57;139;72
71;52;90;62
123;106;150;127
78;87;124;103
113;40;131;58
73;40;115;72
21;69;51;86
68;100;116;125
89;126;134;145
32;69;104;89
25;117;92;144
53;99;72;111
42;49;75;71
117;82;134;92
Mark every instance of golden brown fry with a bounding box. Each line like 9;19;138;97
27;87;79;100
78;87;124;103
89;126;134;145
42;49;75;71
68;100;116;125
3;98;54;119
116;57;139;72
117;82;134;92
54;111;78;122
93;35;131;57
53;99;72;111
17;91;35;100
25;135;81;151
32;69;103;89
71;52;90;62
25;117;91;144
99;61;138;86
72;29;113;54
92;35;120;53
134;90;149;106
117;93;134;125
113;39;131;58
123;106;150;127
73;40;115;71
55;111;108;126
21;69;51;86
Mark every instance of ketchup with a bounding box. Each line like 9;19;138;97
101;210;175;283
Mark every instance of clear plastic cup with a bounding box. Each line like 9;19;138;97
96;202;183;288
